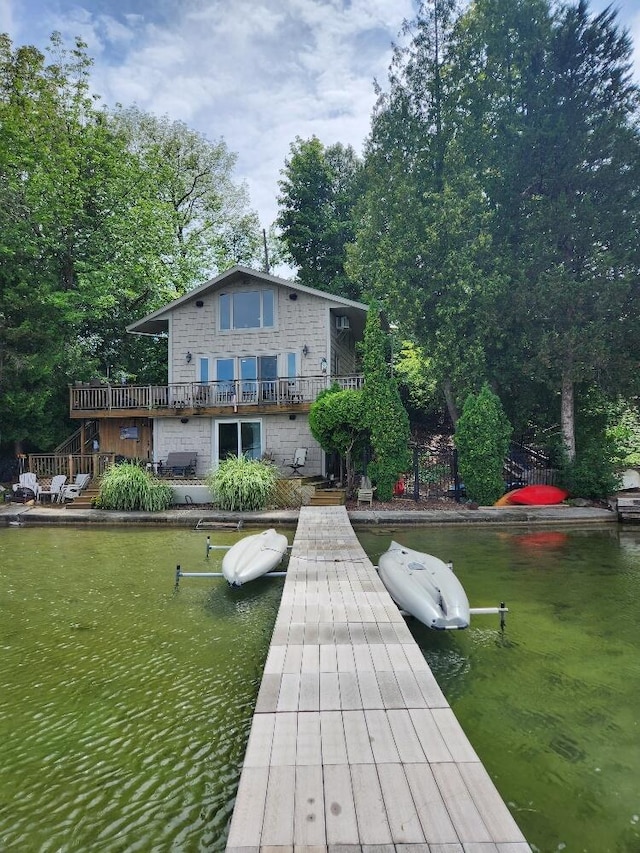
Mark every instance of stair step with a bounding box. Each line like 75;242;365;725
309;489;346;506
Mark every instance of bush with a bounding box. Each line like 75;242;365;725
454;383;512;505
558;442;620;500
206;455;278;511
95;462;174;511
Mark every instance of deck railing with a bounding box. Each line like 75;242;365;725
70;375;364;413
28;453;116;480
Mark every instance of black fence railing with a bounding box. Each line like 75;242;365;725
406;441;558;503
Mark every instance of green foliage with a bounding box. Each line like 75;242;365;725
309;386;366;458
558;443;620;501
606;404;640;467
277;135;363;299
95;462;173;511
361;305;411;500
205;455;278;511
0;32;261;454
454;383;512;505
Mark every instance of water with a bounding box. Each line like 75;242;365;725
1;524;639;852
358;524;640;853
0;526;286;852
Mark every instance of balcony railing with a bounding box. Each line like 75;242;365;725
70;375;365;414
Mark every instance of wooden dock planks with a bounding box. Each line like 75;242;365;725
226;506;532;852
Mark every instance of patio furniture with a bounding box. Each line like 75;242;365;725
287;447;307;476
60;473;91;501
39;475;67;503
158;452;198;477
12;473;40;500
357;475;375;507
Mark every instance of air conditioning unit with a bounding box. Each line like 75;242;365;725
335;315;350;330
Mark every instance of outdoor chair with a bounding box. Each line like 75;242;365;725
158;452;198;477
12;472;40;500
287;447;307;476
60;473;91;501
39;475;67;503
356;475;375;507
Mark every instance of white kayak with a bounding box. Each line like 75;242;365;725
222;528;288;587
378;541;470;630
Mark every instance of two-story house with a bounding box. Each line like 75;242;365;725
68;266;369;479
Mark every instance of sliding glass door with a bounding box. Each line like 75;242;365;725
215;420;262;463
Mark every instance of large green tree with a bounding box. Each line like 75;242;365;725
348;0;509;426
0;33;259;455
277;136;363;298
112;107;263;295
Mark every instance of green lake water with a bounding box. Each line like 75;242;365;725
1;523;639;852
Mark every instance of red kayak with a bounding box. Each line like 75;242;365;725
507;485;569;505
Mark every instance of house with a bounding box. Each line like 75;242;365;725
67;266;369;479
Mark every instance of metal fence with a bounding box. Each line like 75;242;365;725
405;441;558;502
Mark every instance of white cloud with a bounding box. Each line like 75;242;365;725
5;0;639;237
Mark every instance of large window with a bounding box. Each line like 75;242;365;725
219;290;274;330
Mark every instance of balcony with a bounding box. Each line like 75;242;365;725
69;375;364;419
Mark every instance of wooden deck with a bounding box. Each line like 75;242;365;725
226;506;532;852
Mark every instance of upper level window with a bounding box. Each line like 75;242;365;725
219;290;274;330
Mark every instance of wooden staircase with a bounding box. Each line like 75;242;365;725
308;488;347;506
64;481;99;510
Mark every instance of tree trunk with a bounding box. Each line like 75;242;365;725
561;372;576;461
443;379;459;426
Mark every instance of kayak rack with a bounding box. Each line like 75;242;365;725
174;563;287;590
470;603;508;630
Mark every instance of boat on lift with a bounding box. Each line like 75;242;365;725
378;541;471;630
222;528;288;587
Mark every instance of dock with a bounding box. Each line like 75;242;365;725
226;506;531;851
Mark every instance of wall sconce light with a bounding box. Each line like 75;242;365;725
186;351;192;363
302;345;309;357
320;357;328;374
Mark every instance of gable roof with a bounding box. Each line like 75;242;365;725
127;265;369;336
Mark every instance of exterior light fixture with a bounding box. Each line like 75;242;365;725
302;345;309;357
186;351;192;363
320;357;328;374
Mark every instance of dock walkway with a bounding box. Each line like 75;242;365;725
226;506;531;851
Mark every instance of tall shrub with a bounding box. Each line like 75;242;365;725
454;383;512;505
361;304;411;501
206;455;278;511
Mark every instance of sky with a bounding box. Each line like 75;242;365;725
2;0;640;236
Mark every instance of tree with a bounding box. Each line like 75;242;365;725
361;305;411;500
348;0;509;426
454;383;512;505
277;136;363;299
0;33;262;455
308;386;367;491
452;0;640;458
112;107;263;294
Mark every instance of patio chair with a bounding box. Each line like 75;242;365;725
12;472;40;500
356;475;375;507
60;473;91;501
287;447;307;476
39;475;67;503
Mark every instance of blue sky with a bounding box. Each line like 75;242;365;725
2;0;639;232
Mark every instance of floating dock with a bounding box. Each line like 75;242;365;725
225;505;531;850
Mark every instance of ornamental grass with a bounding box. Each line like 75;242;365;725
206;455;278;511
95;461;174;511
